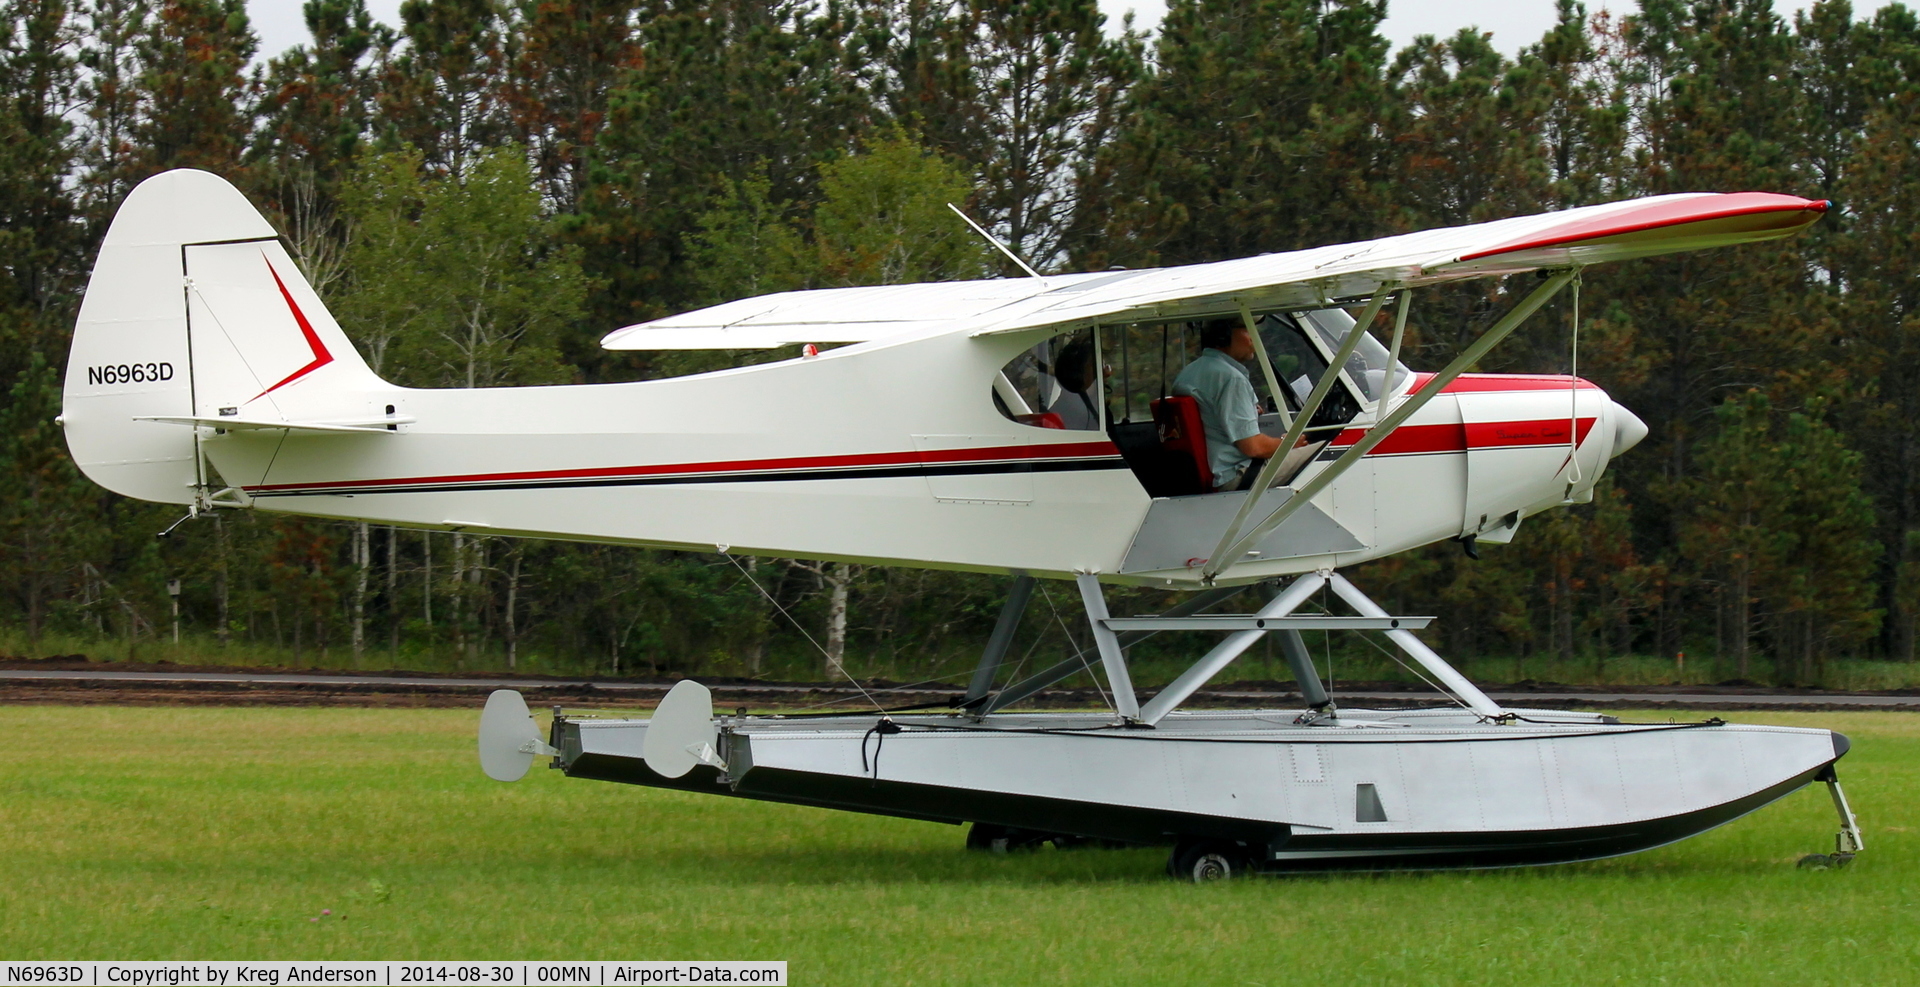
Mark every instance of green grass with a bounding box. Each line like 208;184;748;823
1;706;1915;984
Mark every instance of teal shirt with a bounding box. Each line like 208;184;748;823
1172;348;1262;489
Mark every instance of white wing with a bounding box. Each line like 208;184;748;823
599;278;1066;350
600;192;1828;350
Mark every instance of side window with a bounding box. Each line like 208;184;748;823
993;328;1103;431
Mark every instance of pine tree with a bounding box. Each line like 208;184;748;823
0;355;102;644
0;3;100;646
0;0;85;358
867;0;1139;272
503;0;644;211
1822;3;1920;658
376;0;509;180
1514;0;1629;208
1390;27;1542;229
75;0;149;207
1079;0;1397;269
969;0;1130;270
255;0;382;182
253;0;386;296
1764;397;1882;680
1383;26;1553;375
129;0;256;178
574;0;876;345
1681;391;1879;680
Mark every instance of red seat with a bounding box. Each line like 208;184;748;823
1152;396;1213;493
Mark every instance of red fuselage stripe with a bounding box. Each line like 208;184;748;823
1330;417;1597;455
1409;373;1600;393
244;413;1604;494
244;440;1125;492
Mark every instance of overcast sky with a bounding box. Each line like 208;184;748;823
245;0;1889;66
1096;0;1895;55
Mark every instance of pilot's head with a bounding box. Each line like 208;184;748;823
1055;338;1098;392
1197;317;1254;361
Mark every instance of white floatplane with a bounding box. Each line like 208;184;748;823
64;170;1861;878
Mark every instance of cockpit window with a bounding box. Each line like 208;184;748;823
993;328;1103;430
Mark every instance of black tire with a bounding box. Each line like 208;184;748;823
1169;838;1252;882
965;822;1050;853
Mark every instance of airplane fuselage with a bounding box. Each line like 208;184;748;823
194;323;1641;588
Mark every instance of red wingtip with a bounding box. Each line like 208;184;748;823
1456;192;1830;264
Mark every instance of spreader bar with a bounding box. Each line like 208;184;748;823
1101;615;1433;632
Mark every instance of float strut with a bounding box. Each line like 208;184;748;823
1825;767;1864;856
1077;574;1140;722
978;584;1252;715
1137;572;1327;725
1278;629;1330;708
963;572;1034;707
1326;573;1504;719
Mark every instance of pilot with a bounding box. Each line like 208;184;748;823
1172;317;1288;490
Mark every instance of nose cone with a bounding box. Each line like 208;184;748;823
1611;402;1648;458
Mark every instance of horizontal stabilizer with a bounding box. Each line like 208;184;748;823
134;414;415;434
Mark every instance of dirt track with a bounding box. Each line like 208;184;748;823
0;659;1040;710
4;658;1918;712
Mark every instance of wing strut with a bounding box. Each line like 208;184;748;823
1201;270;1576;583
1384;290;1412;395
1239;301;1292;431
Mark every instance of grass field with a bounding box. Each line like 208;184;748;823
0;706;1914;984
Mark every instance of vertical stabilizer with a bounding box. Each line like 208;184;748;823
63;169;381;505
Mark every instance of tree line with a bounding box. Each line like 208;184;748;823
0;0;1915;686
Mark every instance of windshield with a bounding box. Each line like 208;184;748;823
1298;308;1407;402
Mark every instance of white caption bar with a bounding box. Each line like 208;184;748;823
0;964;786;987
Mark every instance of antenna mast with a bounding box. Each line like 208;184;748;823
947;203;1044;280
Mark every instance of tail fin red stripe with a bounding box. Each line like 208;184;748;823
249;254;334;400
